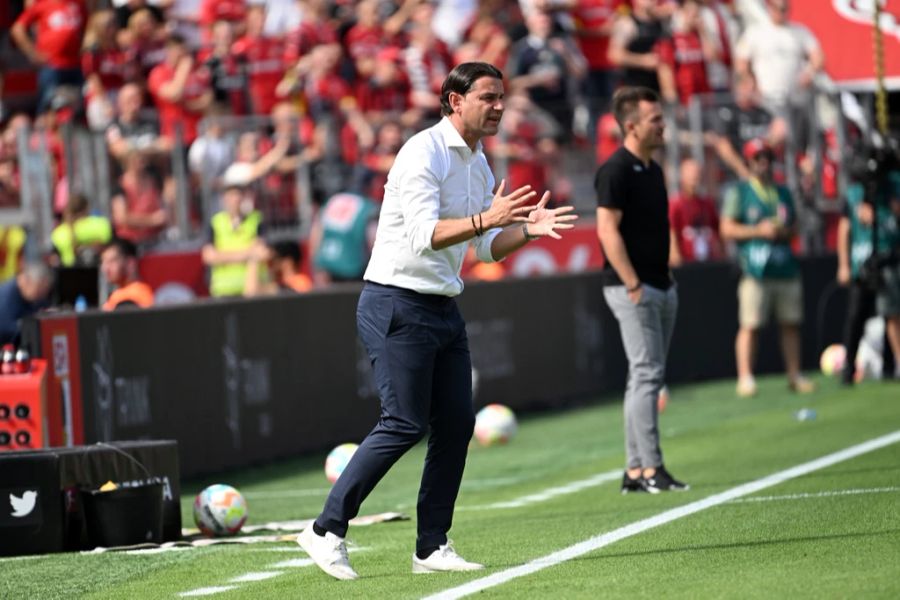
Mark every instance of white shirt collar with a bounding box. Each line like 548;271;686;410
436;116;483;155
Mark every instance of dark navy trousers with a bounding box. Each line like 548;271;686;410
316;282;475;552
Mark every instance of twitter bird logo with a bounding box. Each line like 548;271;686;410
10;491;37;518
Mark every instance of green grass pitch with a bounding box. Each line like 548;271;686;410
3;374;899;599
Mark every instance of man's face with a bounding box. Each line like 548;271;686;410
101;247;127;285
118;85;142;118
222;188;245;215
453;76;505;141
680;159;701;194
19;274;51;302
749;151;774;179
629;100;666;151
768;0;789;23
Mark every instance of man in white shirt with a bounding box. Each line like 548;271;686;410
734;0;823;113
298;62;577;580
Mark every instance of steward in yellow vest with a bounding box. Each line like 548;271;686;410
0;225;26;282
201;183;268;297
51;194;112;267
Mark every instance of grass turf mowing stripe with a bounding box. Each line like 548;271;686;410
424;429;900;600
457;469;621;510
727;486;900;503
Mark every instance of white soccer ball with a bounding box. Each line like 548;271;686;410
325;443;358;483
819;343;846;376
193;484;248;537
474;404;517;446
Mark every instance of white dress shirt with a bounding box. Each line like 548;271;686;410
364;117;502;297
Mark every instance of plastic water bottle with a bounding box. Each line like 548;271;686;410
794;408;817;422
74;295;87;312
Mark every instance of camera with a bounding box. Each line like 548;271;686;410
847;141;900;291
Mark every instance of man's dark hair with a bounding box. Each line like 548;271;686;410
440;62;504;116
611;86;660;134
102;237;139;260
272;240;301;265
165;32;187;47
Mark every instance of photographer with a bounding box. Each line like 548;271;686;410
837;155;900;383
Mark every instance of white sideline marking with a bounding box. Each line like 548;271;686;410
229;571;283;583
424;429;900;600
728;486;900;503
457;469;621;511
179;586;237;597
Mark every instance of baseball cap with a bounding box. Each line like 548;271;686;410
742;138;772;161
222;163;254;189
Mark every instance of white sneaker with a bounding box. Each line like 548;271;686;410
297;523;358;580
412;540;484;573
736;376;757;398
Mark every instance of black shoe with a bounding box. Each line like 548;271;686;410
641;466;690;494
620;471;645;494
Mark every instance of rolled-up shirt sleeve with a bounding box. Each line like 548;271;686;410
397;158;442;256
474;169;502;263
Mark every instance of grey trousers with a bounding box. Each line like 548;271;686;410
604;284;678;470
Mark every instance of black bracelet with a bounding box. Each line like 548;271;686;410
522;223;538;241
471;214;480;236
477;213;484;236
626;282;642;293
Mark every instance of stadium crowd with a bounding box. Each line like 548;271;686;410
0;0;873;309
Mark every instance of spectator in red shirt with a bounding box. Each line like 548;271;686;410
112;150;170;247
668;157;723;265
402;5;453;119
563;0;626;138
11;0;88;113
198;0;247;44
354;119;404;203
595;110;621;164
301;44;374;157
484;93;555;198
344;0;390;80
232;5;285;116
147;34;213;147
657;0;715;106
283;0;339;69
453;6;511;71
354;47;420;129
82;9;134;130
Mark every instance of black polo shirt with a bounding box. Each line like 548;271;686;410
594;147;672;289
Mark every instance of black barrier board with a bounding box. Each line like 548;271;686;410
47;258;844;478
0;453;63;556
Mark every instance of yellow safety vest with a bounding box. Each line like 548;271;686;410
0;226;26;282
51;216;113;267
209;210;262;297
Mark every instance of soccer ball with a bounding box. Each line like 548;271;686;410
193;484;248;537
819;343;846;376
474;404;517;446
325;443;358;483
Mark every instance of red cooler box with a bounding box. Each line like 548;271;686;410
0;359;48;450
